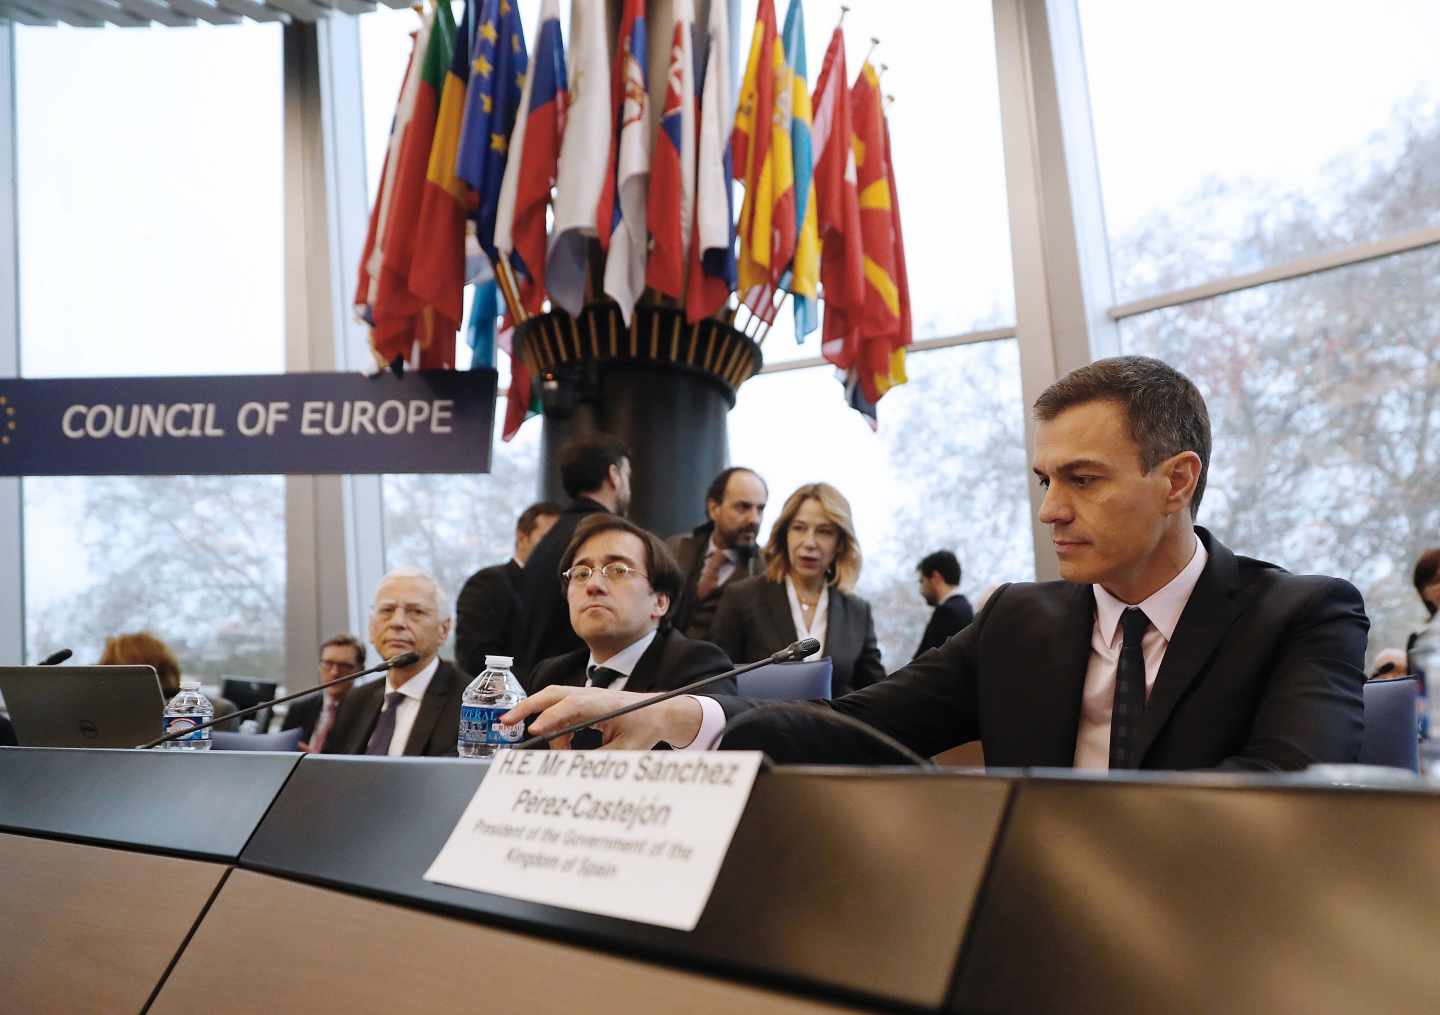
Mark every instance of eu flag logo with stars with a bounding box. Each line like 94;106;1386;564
456;0;528;260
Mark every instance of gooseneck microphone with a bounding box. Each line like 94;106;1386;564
136;650;422;750
514;638;821;750
39;648;73;666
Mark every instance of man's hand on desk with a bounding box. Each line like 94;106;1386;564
504;686;704;749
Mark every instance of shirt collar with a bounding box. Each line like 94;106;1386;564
388;655;440;703
587;629;659;679
1092;538;1209;646
705;532;735;562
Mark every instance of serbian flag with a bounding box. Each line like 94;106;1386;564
408;0;476;332
684;0;735;323
456;0;528;261
782;0;819;339
372;2;457;369
645;0;696;300
546;0;610;317
812;26;864;372
494;0;567;313
602;0;649;324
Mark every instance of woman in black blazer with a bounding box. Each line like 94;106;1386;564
710;482;885;696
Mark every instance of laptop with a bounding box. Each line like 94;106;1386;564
0;665;166;748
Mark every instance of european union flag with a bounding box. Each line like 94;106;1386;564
456;0;528;261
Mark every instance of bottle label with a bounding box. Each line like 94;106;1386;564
460;705;524;746
163;715;211;742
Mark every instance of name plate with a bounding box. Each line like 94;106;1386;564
424;750;764;931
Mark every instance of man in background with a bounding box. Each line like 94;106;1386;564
914;551;975;658
667;467;768;643
324;568;465;757
454;501;561;674
515;433;632;684
284;634;365;752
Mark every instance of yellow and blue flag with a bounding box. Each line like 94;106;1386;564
782;0;819;339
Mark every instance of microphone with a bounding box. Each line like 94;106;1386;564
514;638;821;750
39;648;73;666
136;650;421;750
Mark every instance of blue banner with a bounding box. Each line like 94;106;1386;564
0;370;497;476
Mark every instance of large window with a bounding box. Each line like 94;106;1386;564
16;24;286;678
1120;249;1440;660
1080;0;1440;302
729;340;1034;669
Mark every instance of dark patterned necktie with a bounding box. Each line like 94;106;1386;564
695;550;727;601
364;691;405;756
588;666;623;689
1108;608;1151;770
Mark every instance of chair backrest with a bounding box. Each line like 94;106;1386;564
210;727;305;753
1359;676;1420;772
736;659;833;701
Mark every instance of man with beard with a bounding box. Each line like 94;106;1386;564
666;468;769;643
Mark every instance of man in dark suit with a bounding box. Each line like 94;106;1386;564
914;550;975;658
515;433;632;685
527;514;736;748
666;467;768;643
454;501;561;675
323;568;467;757
283;633;365;753
507;356;1368;771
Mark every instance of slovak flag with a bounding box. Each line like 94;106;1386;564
685;0;736;323
602;0;650;324
546;0;610;318
494;0;567;312
645;0;696;300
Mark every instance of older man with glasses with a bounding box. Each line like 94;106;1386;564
322;567;468;757
524;515;737;748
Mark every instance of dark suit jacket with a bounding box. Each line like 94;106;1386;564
666;523;763;643
709;574;885;697
321;659;467;757
516;497;611;684
715;529;1368;772
281;694;324;740
455;559;523;675
914;594;975;659
528;627;738;696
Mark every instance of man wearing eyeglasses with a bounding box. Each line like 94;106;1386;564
323;567;467;757
526;515;737;744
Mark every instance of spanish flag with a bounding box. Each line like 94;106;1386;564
733;0;792;310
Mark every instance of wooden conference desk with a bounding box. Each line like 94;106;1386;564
4;748;1440;1014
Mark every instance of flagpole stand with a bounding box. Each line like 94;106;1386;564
515;302;763;537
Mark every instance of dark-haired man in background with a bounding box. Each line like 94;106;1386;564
509;356;1368;772
528;515;735;747
284;633;365;752
914;551;974;658
515;433;632;684
454;500;562;675
667;467;769;643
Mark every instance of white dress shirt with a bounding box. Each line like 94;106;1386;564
585;629;659;692
701;535;739;589
1073;539;1209;769
381;655;440;757
784;575;828;661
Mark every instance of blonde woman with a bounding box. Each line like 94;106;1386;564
709;483;885;695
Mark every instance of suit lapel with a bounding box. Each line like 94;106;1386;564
340;680;384;754
623;631;669;694
765;579;799;649
1037;584;1097;764
1134;534;1241;763
403;662;453;756
824;591;851;660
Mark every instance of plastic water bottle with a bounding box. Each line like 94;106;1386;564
1414;621;1440;775
458;655;527;759
162;679;214;751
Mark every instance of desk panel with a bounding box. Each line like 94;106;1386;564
242;756;1012;1010
0;832;225;1014
152;869;874;1015
0;747;300;859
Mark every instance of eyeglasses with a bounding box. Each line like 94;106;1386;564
562;562;648;586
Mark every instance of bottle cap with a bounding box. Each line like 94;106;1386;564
179;678;201;690
484;655;514;668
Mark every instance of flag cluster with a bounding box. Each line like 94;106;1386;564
355;0;912;437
